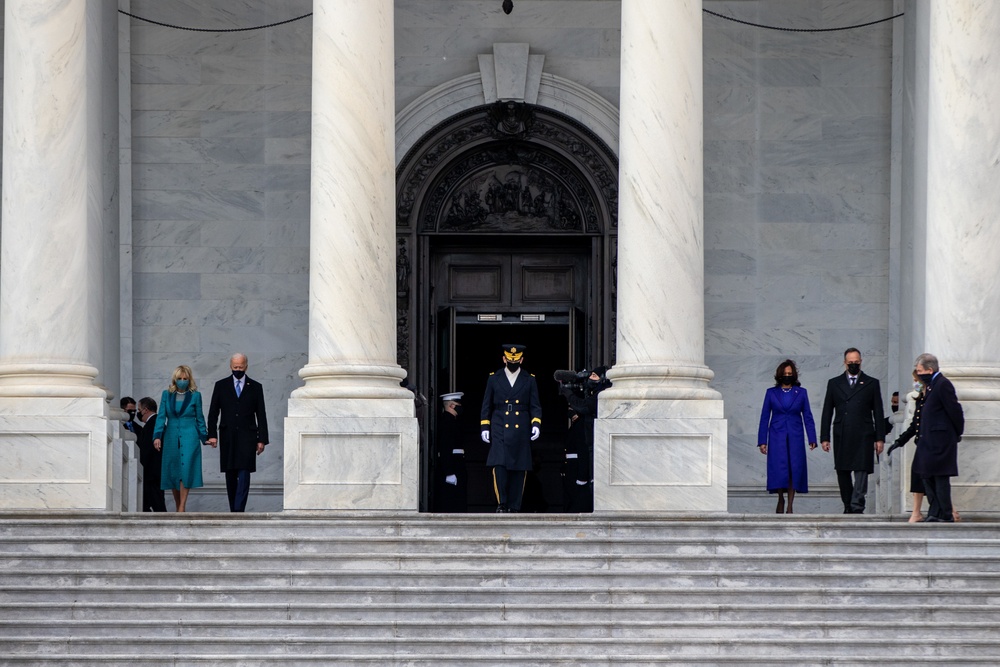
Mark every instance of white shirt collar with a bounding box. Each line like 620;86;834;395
504;366;520;386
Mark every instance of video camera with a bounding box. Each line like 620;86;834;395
553;369;590;391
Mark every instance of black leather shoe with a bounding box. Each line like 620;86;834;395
496;505;507;513
923;516;954;523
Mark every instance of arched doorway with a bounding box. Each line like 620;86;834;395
396;102;619;512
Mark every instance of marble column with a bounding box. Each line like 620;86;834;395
284;0;418;510
901;1;1000;512
0;0;113;509
594;0;727;512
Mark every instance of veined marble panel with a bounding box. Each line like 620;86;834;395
134;326;201;353
131;55;201;84
133;272;201;300
132;110;202;138
264;191;309;220
129;25;266;57
131;221;202;247
132;138;264;164
704;220;758;252
201;57;311;85
262;85;310;112
133;190;265;221
132;84;271;111
198;220;269;248
264;138;310;165
822;87;891;116
594;417;728;512
200;273;307;301
821;56;892;87
704;114;758;141
200;111;310;138
760;137;889;168
133;299;266;328
704;249;757;276
757;223;889;252
703;86;757;115
264;247;309;274
706;328;821;357
757;58;821;88
284;416;419;510
396;27;620;59
134;164;309;192
133;246;266;274
265;217;311;247
758;113;823;141
758;165;890;195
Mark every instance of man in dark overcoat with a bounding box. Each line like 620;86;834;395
135;396;166;512
207;353;269;512
480;343;542;513
820;347;886;513
912;353;964;522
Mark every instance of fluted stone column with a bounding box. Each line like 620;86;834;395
0;0;113;509
594;0;727;512
901;1;1000;512
284;0;418;510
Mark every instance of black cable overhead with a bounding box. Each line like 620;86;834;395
118;7;902;35
117;9;311;33
703;9;903;33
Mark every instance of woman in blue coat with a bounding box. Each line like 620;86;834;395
758;359;817;514
153;365;209;512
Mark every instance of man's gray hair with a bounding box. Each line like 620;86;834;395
231;352;248;365
914;353;939;372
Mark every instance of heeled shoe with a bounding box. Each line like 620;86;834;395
775;497;785;514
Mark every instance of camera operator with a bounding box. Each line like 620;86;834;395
557;365;611;512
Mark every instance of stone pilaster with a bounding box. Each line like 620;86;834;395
0;0;115;509
594;0;727;512
902;1;1000;512
284;0;418;510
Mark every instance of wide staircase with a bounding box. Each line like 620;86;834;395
1;512;999;666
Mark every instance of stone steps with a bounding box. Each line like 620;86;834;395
1;513;999;665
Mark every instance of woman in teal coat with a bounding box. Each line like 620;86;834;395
153;365;209;512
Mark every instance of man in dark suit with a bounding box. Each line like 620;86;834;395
480;343;542;513
820;347;886;514
912;353;964;522
135;396;166;512
206;353;269;513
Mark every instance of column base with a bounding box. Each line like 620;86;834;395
0;397;111;509
284;397;419;510
594;399;727;512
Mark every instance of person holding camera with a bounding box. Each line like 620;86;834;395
558;366;611;512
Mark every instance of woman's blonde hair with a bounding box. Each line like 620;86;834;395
168;365;198;393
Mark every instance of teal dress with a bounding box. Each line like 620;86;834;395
153;390;209;490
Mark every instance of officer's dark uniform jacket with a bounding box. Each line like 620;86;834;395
480;368;542;471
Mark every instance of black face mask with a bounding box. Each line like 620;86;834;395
917;372;933;385
781;376;794;386
506;362;520;373
454;405;463;416
891;404;899;413
126;410;136;420
847;362;861;375
232;370;246;380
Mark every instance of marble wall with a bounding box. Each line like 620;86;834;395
703;0;896;512
128;0;313;511
116;0;895;512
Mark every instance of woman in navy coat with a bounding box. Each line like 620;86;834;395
758;360;817;513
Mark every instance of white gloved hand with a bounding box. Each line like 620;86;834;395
481;431;490;444
445;474;458;486
531;426;540;441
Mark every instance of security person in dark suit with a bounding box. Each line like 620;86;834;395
135;397;166;512
206;352;269;513
820;347;886;514
480;344;542;513
912;353;964;522
559;366;610;513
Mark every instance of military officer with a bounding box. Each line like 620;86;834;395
436;391;468;513
480;343;542;513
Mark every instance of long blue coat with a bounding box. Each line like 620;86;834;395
758;386;817;493
153;390;209;490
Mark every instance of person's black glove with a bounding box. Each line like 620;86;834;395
885;440;903;457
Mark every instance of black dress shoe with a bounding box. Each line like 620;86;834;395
496;505;508;513
923;516;954;523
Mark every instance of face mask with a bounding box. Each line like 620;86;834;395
127;410;136;420
913;381;923;392
176;379;190;391
454;406;463;416
847;362;861;375
917;372;933;385
781;376;794;385
506;362;520;373
232;370;245;380
891;404;899;413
